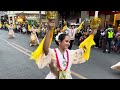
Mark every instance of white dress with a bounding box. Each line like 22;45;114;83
30;29;39;46
37;48;86;79
8;25;15;37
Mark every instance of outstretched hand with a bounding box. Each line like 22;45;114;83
48;19;55;30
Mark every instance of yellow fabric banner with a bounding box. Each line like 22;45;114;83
31;27;54;64
79;34;95;60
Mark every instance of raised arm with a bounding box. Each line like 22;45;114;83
71;28;97;64
77;21;85;33
43;19;55;55
61;20;69;32
79;17;101;60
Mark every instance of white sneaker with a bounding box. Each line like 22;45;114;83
106;49;108;52
94;46;98;48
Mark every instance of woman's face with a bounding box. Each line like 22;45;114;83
58;35;70;49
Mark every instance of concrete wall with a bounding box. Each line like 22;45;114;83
81;11;89;27
55;11;59;27
99;14;106;27
81;11;89;22
105;15;110;21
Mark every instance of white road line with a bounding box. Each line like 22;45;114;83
71;71;88;79
8;43;31;57
0;37;31;56
0;37;88;79
12;43;32;53
0;37;9;43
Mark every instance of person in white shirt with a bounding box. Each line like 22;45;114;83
66;25;79;49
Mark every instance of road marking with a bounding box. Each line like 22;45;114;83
0;37;31;56
12;43;32;53
71;71;88;79
0;37;88;79
0;37;9;43
8;43;31;57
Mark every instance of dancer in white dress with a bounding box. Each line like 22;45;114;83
36;20;97;79
30;26;39;46
31;11;101;79
8;23;15;38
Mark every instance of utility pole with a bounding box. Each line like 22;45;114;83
95;11;99;18
39;11;42;24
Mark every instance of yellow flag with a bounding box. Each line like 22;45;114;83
31;27;54;64
79;34;95;60
61;25;67;32
77;21;85;33
5;24;8;28
28;25;31;31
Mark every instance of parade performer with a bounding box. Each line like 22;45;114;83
31;11;101;79
30;26;39;46
8;23;15;39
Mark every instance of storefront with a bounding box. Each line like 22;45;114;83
94;11;120;28
113;13;120;28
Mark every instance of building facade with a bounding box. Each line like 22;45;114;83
6;11;39;24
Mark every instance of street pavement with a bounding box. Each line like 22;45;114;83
0;29;120;79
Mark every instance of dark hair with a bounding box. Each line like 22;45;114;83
55;33;69;46
58;34;69;41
